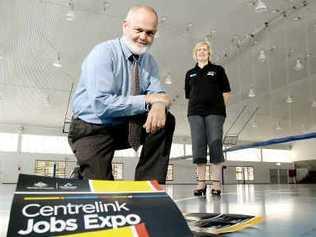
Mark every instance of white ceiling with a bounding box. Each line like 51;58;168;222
0;0;315;144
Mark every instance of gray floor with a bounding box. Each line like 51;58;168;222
1;183;316;236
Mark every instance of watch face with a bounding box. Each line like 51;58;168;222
145;102;151;111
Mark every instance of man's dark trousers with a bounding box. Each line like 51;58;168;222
68;112;175;184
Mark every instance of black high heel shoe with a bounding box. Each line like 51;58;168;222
211;180;221;196
211;189;221;196
193;186;207;196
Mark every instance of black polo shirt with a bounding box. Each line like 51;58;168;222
185;62;231;117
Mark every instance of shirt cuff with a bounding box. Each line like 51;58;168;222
132;95;147;113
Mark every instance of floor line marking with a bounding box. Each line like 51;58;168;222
174;196;200;203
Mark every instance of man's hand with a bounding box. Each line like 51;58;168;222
143;103;166;134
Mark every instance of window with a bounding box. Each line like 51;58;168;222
112;163;123;180
114;149;137;157
236;167;254;181
22;134;72;154
166;164;174;181
170;144;184;158
226;148;261;161
0;132;18;152
236;167;243;180
34;160;76;178
34;160;123;179
262;149;291;163
184;144;192;156
195;165;211;181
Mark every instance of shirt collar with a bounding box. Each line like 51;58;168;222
194;61;212;70
120;37;143;62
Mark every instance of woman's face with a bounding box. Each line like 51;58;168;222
196;44;209;63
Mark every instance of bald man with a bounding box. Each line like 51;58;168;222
68;5;175;184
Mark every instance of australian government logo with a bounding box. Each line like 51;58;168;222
26;182;54;190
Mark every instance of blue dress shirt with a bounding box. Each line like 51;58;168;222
72;38;165;125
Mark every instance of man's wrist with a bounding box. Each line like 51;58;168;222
151;101;168;107
145;101;151;111
151;101;169;113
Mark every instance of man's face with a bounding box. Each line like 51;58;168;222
196;45;210;62
123;9;158;55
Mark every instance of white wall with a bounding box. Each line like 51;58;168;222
222;161;291;184
167;159;291;184
0;152;292;184
291;139;316;162
0;152;75;183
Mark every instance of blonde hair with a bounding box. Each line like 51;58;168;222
192;41;212;62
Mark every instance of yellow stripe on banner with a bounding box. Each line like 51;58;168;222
60;226;135;237
90;180;156;193
24;196;64;201
216;216;264;234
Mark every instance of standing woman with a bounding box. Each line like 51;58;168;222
185;42;231;196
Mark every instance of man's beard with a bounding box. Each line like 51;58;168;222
122;36;151;55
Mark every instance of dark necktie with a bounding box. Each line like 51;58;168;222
128;55;142;151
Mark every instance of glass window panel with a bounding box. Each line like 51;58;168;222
184;144;192;156
112;163;123;180
247;167;254;181
166;164;174;181
114;149;137;157
170;143;184;158
195;165;211;181
235;166;254;181
236;167;243;180
0;132;18;152
227;148;261;161
21;134;73;154
262;149;291;163
35;160;76;178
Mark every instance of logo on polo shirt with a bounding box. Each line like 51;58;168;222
207;71;216;76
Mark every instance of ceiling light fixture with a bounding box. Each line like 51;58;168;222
272;9;280;14
164;73;172;85
255;0;268;13
293;16;302;21
103;1;110;11
43;95;51;106
248;88;256;98
185;23;193;32
258;49;266;62
66;0;75;21
275;122;282;130
294;58;304;71
285;95;294;104
53;53;62;68
154;31;160;39
160;16;167;24
205;34;212;44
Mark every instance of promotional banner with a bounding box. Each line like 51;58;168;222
7;174;193;237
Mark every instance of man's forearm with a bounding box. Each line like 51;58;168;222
145;93;172;107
